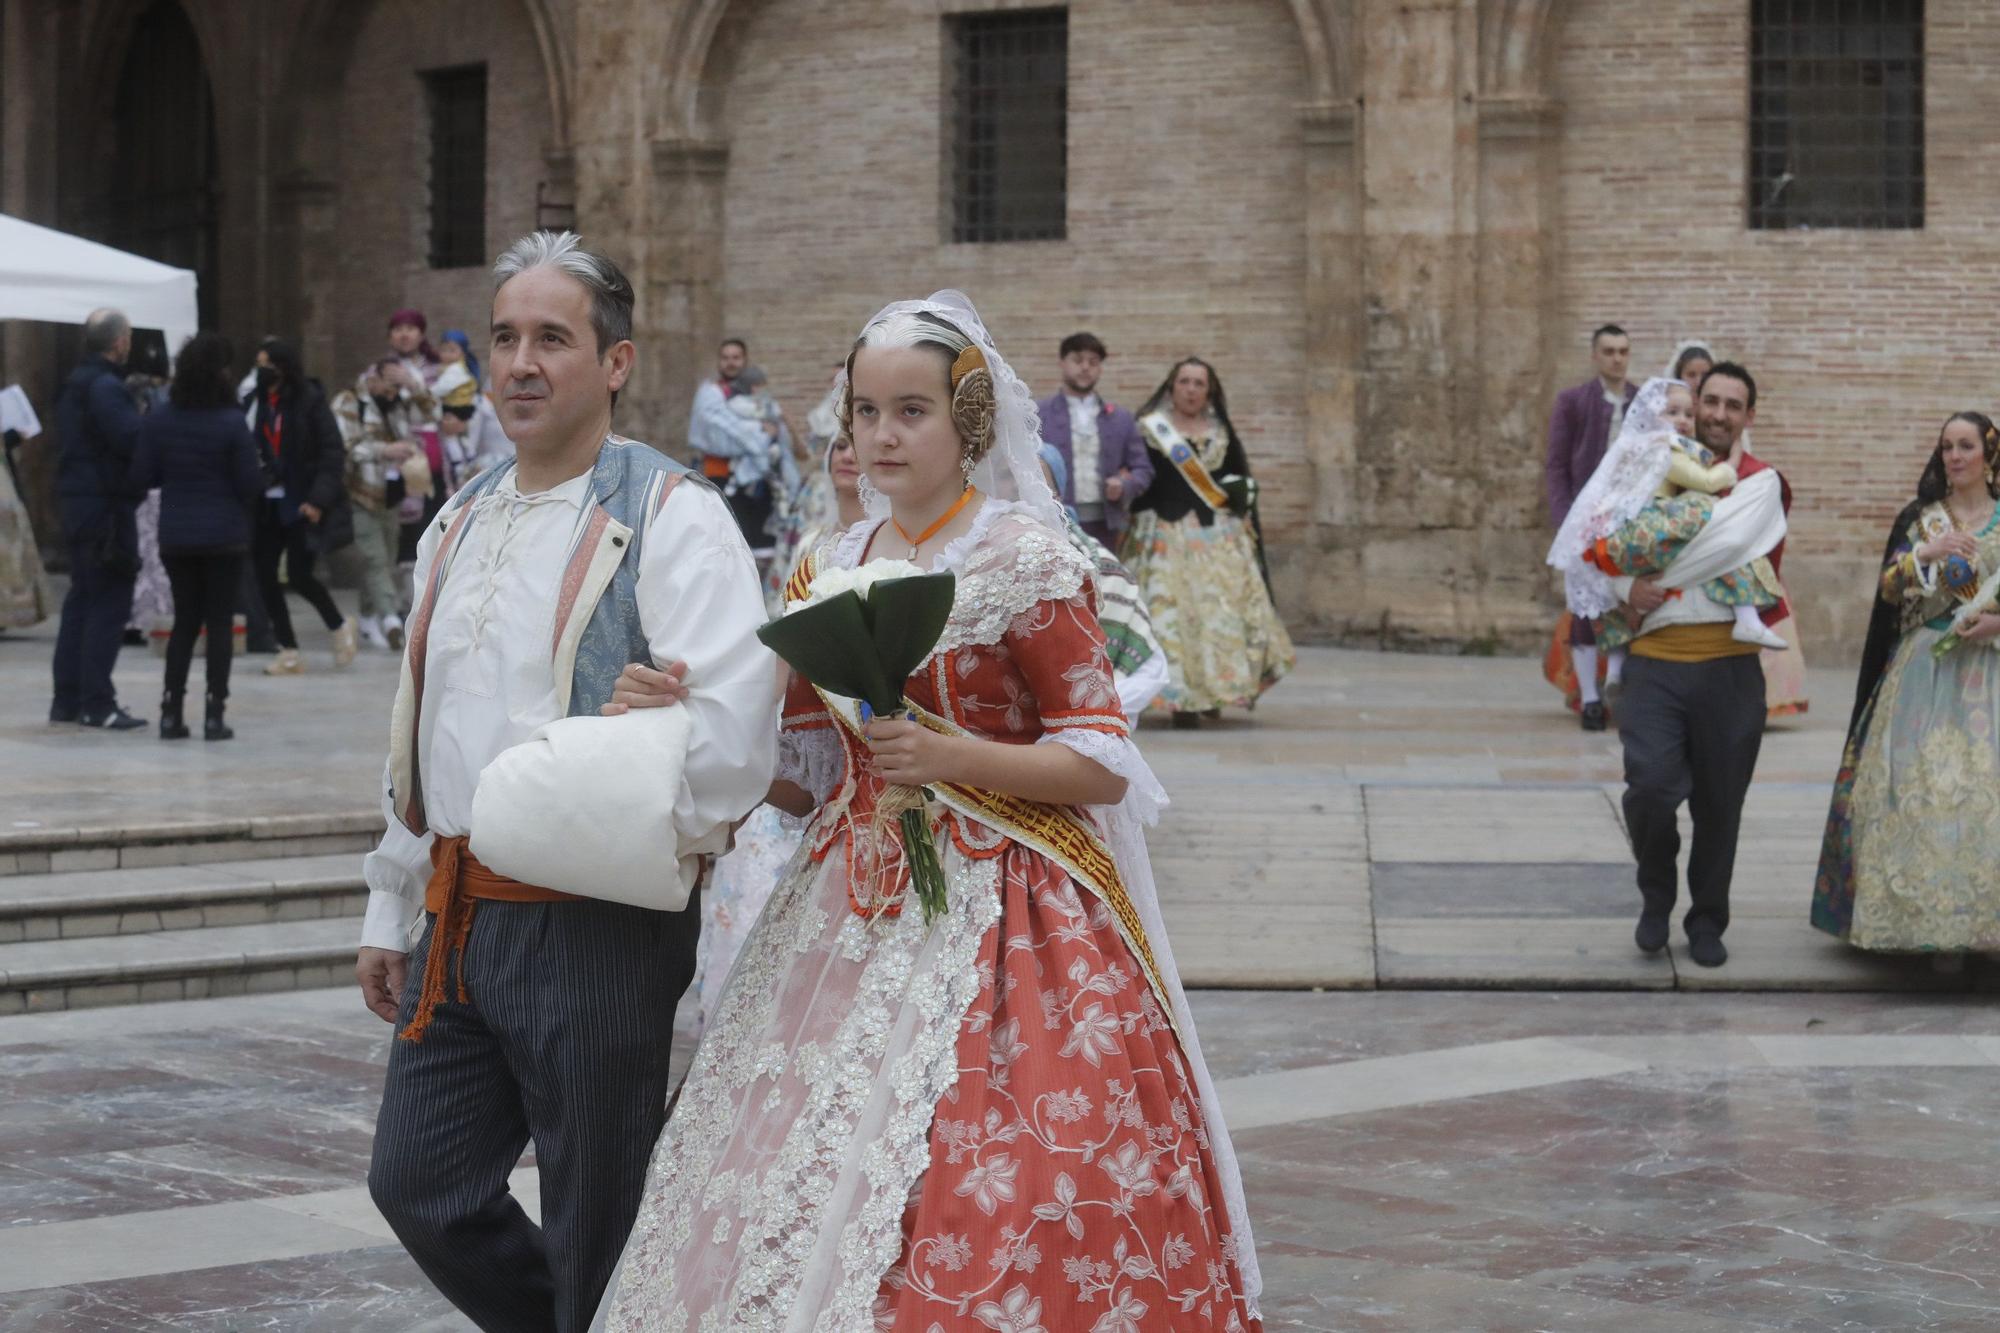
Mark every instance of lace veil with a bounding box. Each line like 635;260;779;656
846;290;1066;534
1547;375;1683;619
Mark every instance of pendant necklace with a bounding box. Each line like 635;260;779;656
892;486;978;560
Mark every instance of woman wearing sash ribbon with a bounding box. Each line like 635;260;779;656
1812;412;2000;959
1124;357;1293;728
596;294;1261;1330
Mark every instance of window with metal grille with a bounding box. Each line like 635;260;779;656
1749;0;1923;230
946;9;1067;244
424;64;488;268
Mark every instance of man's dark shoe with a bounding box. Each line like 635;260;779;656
1580;701;1608;732
1688;933;1728;968
1634;913;1669;954
48;702;79;724
78;706;147;732
1170;711;1202;730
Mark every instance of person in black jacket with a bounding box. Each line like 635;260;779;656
247;337;356;674
130;333;263;740
50;309;147;730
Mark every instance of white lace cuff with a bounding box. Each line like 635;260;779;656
778;727;843;805
1037;730;1168;825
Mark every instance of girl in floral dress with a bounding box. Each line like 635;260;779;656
596;293;1261;1331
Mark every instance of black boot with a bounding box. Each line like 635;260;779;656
204;694;234;742
158;692;190;741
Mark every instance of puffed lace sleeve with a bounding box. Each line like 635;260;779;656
968;515;1169;823
779;668;843;806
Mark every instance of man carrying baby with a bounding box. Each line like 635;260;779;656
1616;362;1783;971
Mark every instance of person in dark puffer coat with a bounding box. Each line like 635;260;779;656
131;332;264;740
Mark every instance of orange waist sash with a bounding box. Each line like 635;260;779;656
399;835;580;1044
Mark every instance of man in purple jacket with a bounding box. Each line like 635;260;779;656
1037;333;1152;548
1546;323;1637;732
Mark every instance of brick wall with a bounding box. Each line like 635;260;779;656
706;0;1312;531
1552;0;2000;658
327;0;551;389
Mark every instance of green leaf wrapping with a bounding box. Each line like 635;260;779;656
755;571;961;923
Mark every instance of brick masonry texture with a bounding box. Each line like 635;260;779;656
7;0;1993;662
1552;0;2000;656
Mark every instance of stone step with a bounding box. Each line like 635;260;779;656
0;812;381;878
0;916;361;1014
0;854;367;944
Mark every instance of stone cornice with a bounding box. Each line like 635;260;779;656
650;138;730;178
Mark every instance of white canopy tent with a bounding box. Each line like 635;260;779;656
0;213;199;355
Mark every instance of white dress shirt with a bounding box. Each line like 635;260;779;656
359;468;780;951
1066;392;1103;505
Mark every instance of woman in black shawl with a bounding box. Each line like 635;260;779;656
1123;357;1294;728
1811;412;2000;956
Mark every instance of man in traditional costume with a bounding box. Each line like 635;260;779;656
1610;363;1785;970
1545;323;1637;730
354;231;779;1333
1036;331;1152;548
687;336;783;555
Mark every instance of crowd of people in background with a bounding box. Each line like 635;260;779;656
16;302;520;739
685;329;1295;731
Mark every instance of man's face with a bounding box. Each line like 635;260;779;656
717;343;747;380
1696;373;1755;456
1591;334;1630;385
1061;350;1103;395
364;372;394;400
110;331;132;367
489;267;632;453
388;322;423;356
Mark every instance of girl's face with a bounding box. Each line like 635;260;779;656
1170;362;1211;418
1678;358;1711;394
439;340;465;366
1940;418;1989;491
828;436;862;497
1663;385;1696;438
849;345;965;508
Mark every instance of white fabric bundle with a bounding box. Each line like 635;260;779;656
469;706;700;911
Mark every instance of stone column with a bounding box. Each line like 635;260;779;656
1473;95;1564;633
1287;100;1365;624
641;138;730;461
1;0;65;547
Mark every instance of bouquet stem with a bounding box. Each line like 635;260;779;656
900;804;949;924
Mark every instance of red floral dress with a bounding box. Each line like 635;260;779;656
602;506;1260;1333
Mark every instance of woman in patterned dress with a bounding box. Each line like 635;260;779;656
1121;358;1292;729
1812;412;2000;959
596;294;1261;1331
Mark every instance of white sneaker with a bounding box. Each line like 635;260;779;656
383;615;405;651
359;618;391;651
265;648;305;676
1731;619;1790;651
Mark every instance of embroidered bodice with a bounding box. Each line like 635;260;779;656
781;502;1145;912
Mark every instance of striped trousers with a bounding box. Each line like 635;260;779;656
369;898;697;1333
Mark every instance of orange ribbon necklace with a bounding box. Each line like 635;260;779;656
891;486;978;559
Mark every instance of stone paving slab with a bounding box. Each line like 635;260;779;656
1377;917;1678;990
1365;785;1632;863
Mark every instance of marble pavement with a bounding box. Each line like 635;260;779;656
3;616;1998;1327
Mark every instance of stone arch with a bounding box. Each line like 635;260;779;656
654;0;1351;142
272;0;572;183
1479;0;1565;100
63;1;224;331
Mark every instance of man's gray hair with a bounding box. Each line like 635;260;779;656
491;231;634;356
82;308;130;356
